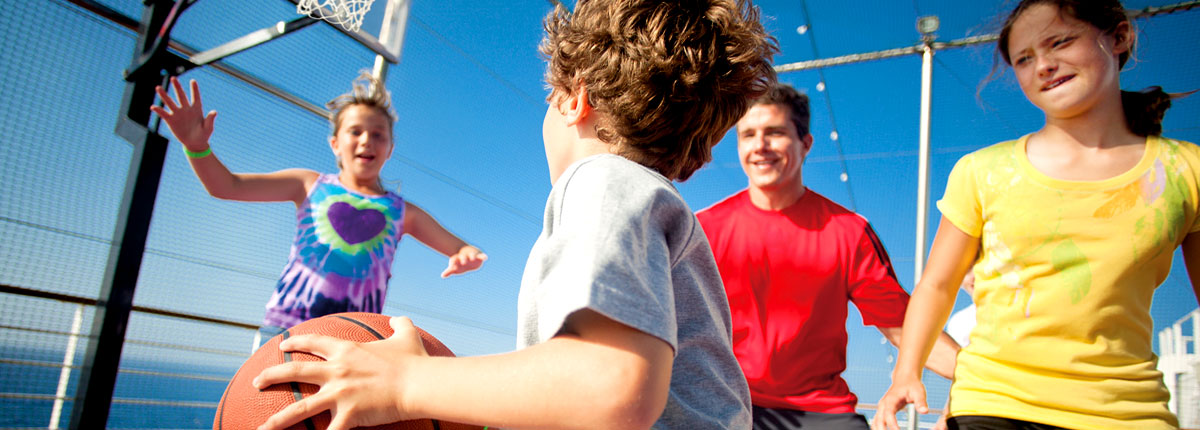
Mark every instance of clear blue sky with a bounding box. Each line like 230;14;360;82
1;0;1198;423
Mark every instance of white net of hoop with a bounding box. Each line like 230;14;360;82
296;0;375;32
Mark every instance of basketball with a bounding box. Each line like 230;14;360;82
214;312;484;430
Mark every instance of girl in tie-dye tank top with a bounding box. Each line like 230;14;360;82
151;72;488;337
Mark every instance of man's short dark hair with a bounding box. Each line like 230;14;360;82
750;83;810;137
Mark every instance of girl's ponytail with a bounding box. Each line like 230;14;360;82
1121;86;1171;137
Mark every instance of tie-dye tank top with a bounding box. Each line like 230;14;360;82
263;173;405;328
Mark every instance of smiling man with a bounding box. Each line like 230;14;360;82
696;83;960;430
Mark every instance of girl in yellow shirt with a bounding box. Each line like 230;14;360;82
874;1;1199;429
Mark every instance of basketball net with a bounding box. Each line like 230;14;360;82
296;0;375;32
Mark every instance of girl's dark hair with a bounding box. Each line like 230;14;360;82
1121;86;1173;137
984;0;1182;136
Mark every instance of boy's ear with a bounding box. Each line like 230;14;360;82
562;84;593;126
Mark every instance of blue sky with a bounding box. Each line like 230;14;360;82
1;0;1199;424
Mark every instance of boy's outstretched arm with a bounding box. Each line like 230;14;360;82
151;77;314;206
402;202;487;277
254;309;672;430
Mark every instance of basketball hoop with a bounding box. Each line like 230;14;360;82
296;0;375;32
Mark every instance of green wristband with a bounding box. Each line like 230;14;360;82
184;147;212;158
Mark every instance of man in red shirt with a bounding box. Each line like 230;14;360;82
697;83;959;429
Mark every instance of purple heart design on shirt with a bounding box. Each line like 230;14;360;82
328;201;387;244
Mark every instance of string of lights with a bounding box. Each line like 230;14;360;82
796;0;858;212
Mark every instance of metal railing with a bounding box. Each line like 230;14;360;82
1158;308;1200;428
0;283;258;429
1;282;943;429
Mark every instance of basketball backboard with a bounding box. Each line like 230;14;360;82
188;0;409;80
288;0;409;62
125;0;415;118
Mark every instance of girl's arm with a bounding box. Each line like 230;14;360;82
1181;231;1200;307
403;202;487;277
876;326;960;380
254;309;673;430
873;217;978;430
187;160;316;206
152;77;315;206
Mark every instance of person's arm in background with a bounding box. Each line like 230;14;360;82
877;327;958;380
1181;231;1200;307
873;217;978;430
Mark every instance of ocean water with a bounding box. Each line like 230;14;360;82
2;346;235;429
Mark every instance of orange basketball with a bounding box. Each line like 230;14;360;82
214;312;484;430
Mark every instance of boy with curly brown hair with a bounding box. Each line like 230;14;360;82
253;1;777;428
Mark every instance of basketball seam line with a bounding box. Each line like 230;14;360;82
333;314;385;339
282;330;318;430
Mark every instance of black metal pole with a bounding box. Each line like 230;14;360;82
68;0;195;427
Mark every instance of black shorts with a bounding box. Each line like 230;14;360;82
751;405;870;430
947;415;1068;430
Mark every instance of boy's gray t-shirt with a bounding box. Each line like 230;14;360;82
517;154;751;429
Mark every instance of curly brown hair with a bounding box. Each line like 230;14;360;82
541;0;778;181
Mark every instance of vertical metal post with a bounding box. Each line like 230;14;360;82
910;14;939;430
371;0;411;90
69;0;193;428
1160;326;1173;356
1191;309;1199;354
1176;320;1187;363
49;304;85;429
372;55;390;86
913;41;934;289
251;330;263;354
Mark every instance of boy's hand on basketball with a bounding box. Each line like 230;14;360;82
252;316;431;430
150;77;216;152
871;378;928;430
441;245;487;278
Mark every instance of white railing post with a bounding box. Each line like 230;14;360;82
251;329;262;355
1161;326;1174;356
1176;321;1187;361
49;303;85;429
1158;308;1200;423
1191;309;1199;354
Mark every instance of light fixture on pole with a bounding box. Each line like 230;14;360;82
917;15;939;41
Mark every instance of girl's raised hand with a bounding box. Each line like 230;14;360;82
252;316;430;430
150;77;217;151
441;246;488;278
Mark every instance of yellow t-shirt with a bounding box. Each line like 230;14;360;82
938;135;1200;429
